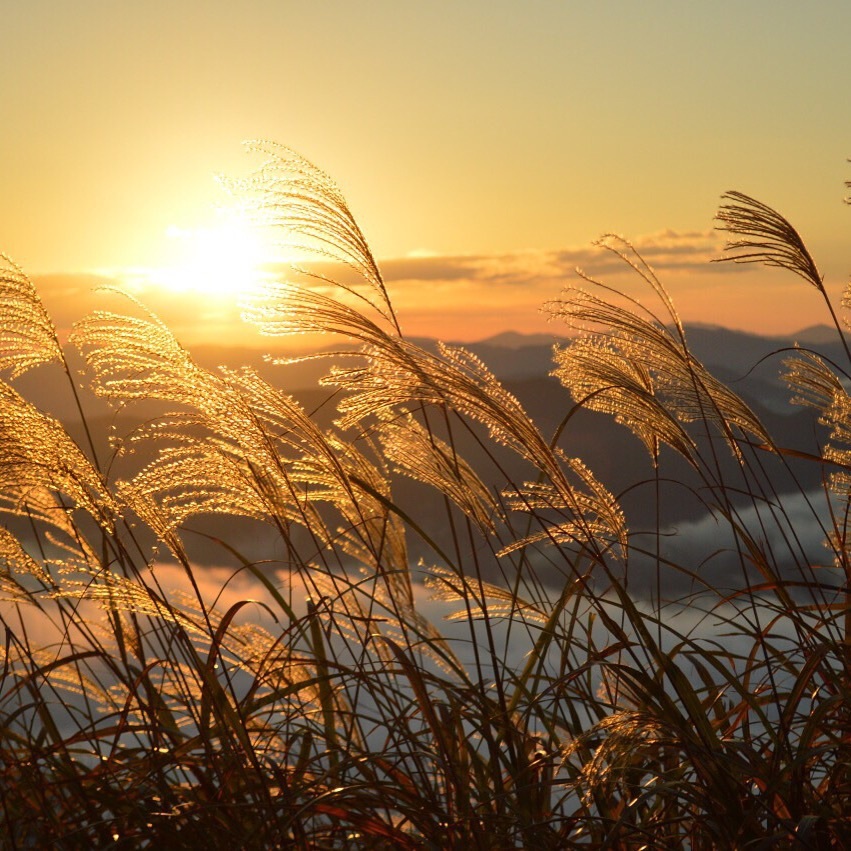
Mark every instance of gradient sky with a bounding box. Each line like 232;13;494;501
3;2;851;343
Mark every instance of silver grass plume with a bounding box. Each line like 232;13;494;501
499;454;627;559
552;329;696;461
0;526;51;600
327;332;625;559
71;304;210;405
290;433;412;608
11;646;113;704
236;141;401;334
425;564;552;627
56;567;203;636
329;338;555;470
380;413;502;535
715;191;823;290
73;297;416;609
549;247;771;462
717;187;851;379
240;148;623;565
784;350;851;495
74;309;338;547
0;254;63;378
565;709;673;808
0;380;114;524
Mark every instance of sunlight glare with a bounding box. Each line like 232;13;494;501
151;210;274;297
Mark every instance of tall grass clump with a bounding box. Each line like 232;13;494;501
0;142;850;848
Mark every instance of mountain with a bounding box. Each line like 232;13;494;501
477;330;570;349
786;324;839;346
10;325;842;593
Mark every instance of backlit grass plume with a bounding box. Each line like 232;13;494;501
0;148;850;847
0;254;63;378
716;190;823;288
237;141;401;334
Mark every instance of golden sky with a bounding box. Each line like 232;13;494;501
4;2;851;343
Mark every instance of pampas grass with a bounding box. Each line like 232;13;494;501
0;147;850;848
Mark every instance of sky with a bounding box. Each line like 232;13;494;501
3;1;851;345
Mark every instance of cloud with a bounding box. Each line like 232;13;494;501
19;228;808;348
380;230;738;286
627;488;841;598
376;255;488;282
259;230;737;290
357;230;766;338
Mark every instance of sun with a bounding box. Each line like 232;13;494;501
150;208;275;297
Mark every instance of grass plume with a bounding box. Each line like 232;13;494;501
0;150;849;847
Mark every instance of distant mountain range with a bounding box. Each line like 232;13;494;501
10;324;845;595
210;322;844;391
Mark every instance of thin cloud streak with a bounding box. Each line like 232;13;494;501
24;228;829;346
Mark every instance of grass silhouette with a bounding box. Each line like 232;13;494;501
0;145;849;848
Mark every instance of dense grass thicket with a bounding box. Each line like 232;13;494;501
1;144;850;848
